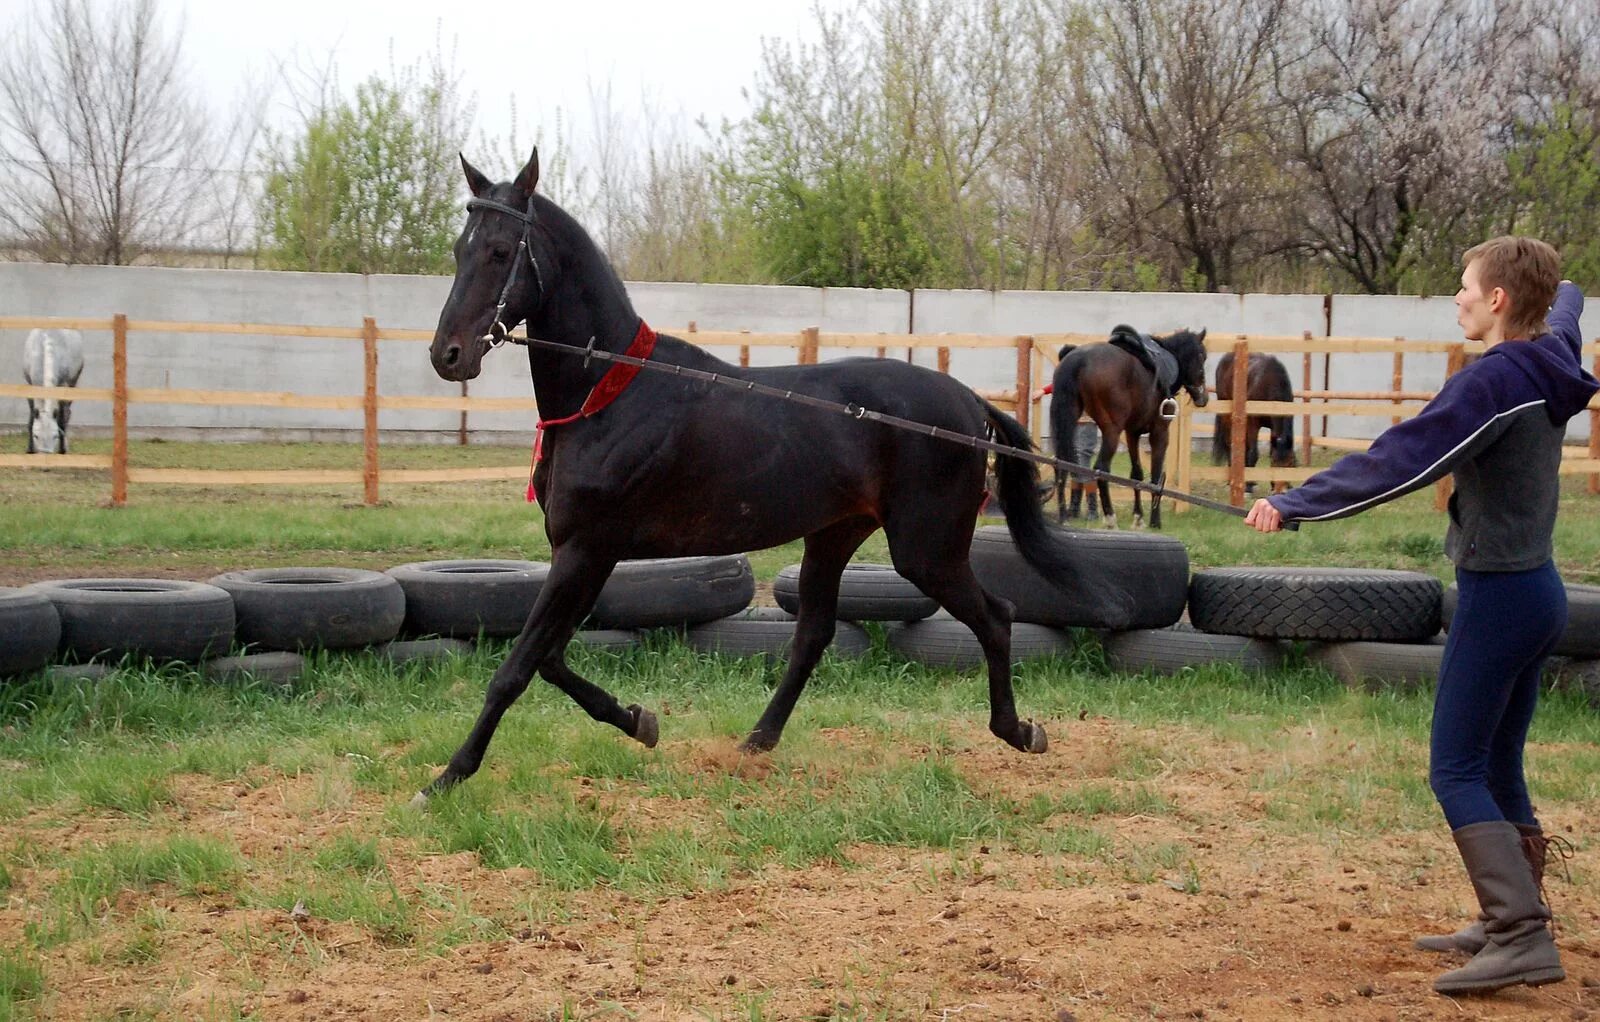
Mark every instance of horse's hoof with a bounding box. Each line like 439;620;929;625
628;704;659;748
739;733;778;754
1103;517;1118;530
1132;517;1146;530
1022;721;1048;754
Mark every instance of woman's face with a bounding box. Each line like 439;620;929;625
1455;259;1501;342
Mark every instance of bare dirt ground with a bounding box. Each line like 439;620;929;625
3;719;1595;1022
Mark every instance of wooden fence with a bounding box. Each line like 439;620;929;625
0;315;1040;506
5;315;1597;509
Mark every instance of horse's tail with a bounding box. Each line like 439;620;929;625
1265;357;1296;466
1272;414;1296;465
1047;357;1083;465
982;401;1135;630
1211;418;1230;465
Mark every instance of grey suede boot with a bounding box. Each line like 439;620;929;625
1415;822;1550;955
1432;821;1565;995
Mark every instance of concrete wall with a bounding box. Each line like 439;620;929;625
1;263;1590;445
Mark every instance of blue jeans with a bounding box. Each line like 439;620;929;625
1429;561;1566;830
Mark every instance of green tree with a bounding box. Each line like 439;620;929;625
1508;102;1600;292
257;59;469;274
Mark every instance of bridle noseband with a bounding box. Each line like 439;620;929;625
465;196;546;346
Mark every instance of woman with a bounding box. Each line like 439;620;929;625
1245;237;1596;996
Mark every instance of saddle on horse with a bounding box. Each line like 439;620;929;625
1108;324;1180;398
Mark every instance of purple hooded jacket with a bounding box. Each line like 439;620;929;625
1267;283;1598;570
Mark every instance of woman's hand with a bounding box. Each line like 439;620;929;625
1244;498;1283;533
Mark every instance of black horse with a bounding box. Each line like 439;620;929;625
421;150;1131;800
1047;327;1209;529
1211;351;1296;494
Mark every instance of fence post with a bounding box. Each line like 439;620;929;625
1014;336;1032;434
1301;334;1313;468
1229;339;1250;506
1392;343;1405;426
800;326;819;366
363;316;380;506
937;346;950;375
1437;344;1466;510
111;313;128;507
1591;350;1599;495
1171;389;1192;514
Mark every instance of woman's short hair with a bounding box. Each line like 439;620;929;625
1463;236;1561;338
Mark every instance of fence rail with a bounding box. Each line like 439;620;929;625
6;315;1598;508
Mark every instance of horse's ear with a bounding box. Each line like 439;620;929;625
513;147;540;197
1197;328;1207;342
460;153;492;197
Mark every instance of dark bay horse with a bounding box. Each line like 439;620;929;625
1211;351;1296;494
421;150;1132;799
1047;328;1209;529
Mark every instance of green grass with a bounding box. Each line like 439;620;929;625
2;437;1598;1016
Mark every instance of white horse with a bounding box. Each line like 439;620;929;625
23;329;85;454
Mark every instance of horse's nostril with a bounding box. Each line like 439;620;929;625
443;344;460;367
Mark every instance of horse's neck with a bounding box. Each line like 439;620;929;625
524;245;642;418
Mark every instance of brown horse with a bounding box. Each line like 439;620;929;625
1048;327;1209;529
1212;352;1296;494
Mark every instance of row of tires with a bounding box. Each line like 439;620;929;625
5;527;1599;689
0;556;758;677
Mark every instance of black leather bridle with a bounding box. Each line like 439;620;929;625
465;196;545;346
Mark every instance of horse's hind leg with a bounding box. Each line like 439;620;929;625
418;546;630;800
1125;430;1146;529
1094;428;1119;528
886;527;1045;755
744;517;877;752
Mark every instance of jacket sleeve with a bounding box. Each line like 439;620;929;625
1548;281;1584;357
1267;367;1516;522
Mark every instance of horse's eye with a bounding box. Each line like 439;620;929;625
489;247;511;262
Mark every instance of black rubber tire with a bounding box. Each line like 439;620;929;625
1188;567;1442;642
208;567;405;652
685;608;872;659
1308;640;1444;691
1442;582;1600;659
0;587;61;676
571;629;644;650
378;637;476;667
1545;657;1600;707
968;525;1188;630
885;612;1075;669
45;663;114;683
772;563;938;622
588;555;754;629
1104;624;1286;675
203;651;306;688
385;559;549;639
25;578;235;664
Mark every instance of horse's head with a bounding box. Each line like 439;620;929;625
27;400;66;454
430;149;547;382
1166;328;1209;407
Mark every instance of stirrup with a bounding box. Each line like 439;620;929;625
1159;397;1178;421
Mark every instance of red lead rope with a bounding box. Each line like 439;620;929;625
527;320;659;502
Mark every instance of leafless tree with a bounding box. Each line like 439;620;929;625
0;0;228;264
1078;0;1293;292
1270;0;1536;293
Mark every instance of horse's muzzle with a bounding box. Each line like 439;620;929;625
431;336;485;382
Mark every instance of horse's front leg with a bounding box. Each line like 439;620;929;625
1148;425;1169;530
414;547;620;802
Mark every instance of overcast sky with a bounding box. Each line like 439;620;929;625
173;0;856;168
